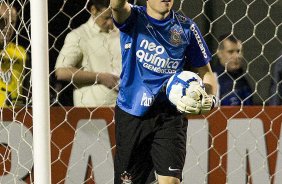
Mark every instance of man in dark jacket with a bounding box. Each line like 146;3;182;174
213;34;253;106
269;57;282;105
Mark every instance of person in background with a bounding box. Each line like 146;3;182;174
55;0;121;107
0;2;28;107
213;34;253;106
268;55;282;105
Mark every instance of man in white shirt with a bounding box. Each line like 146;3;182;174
55;0;121;107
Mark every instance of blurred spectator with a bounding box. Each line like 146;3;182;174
212;34;253;106
0;2;28;107
55;0;121;107
268;55;282;105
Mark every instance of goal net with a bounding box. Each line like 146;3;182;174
0;0;281;183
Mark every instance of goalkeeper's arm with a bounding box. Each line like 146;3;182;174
177;63;218;115
195;63;218;113
110;0;131;24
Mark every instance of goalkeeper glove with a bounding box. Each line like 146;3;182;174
188;83;216;114
177;95;202;114
176;83;217;114
200;94;216;114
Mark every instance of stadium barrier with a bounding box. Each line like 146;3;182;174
0;106;282;183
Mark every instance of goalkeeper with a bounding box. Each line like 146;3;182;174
110;0;217;183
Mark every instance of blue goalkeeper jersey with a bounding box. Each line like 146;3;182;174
114;5;211;116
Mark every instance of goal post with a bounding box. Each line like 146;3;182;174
30;0;51;183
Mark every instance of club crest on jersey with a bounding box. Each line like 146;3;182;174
170;28;183;46
120;171;133;184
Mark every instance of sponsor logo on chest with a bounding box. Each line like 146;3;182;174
136;39;180;74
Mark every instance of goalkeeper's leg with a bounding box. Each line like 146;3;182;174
151;114;188;184
114;105;155;183
114;104;187;183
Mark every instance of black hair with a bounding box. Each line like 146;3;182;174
218;34;240;50
87;0;110;11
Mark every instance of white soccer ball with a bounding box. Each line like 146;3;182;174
166;71;205;106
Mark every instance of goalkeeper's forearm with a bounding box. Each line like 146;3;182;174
197;75;217;113
110;0;127;10
202;70;217;96
192;63;217;96
200;68;218;112
110;0;131;24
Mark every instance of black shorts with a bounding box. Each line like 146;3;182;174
114;103;188;184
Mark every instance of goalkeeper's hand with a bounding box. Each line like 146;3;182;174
176;83;216;114
200;93;216;114
177;95;202;114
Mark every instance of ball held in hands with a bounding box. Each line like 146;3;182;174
166;71;215;114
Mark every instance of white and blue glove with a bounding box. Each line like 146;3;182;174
176;83;216;115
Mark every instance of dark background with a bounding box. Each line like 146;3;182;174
13;0;282;106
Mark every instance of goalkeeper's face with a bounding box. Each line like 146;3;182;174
147;0;174;17
0;5;17;47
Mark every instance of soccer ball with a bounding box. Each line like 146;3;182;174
166;71;204;106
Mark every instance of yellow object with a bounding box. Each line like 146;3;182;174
0;42;27;107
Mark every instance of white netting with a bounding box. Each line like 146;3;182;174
0;0;281;183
